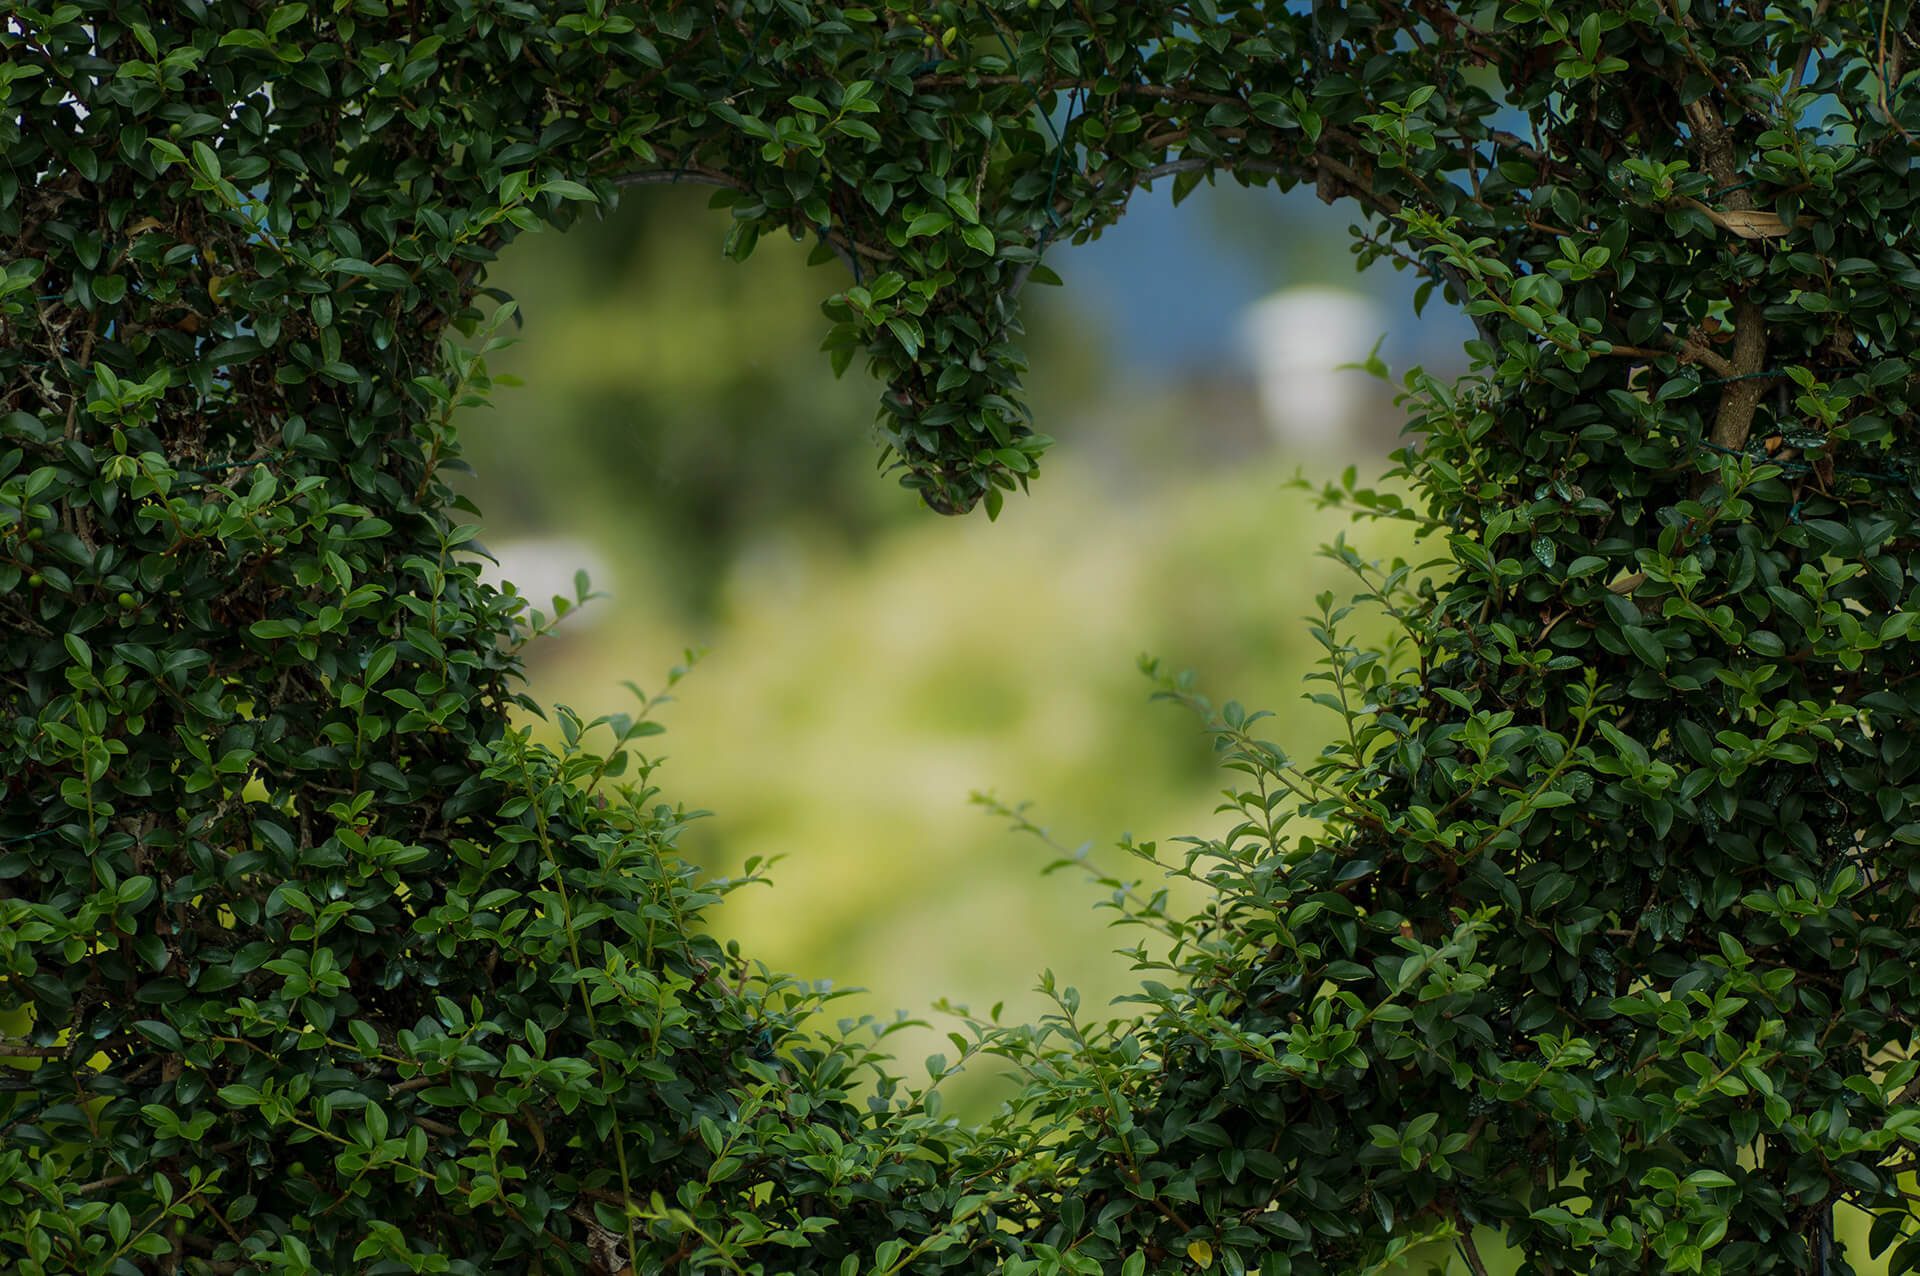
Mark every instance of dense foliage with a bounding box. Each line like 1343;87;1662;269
4;1;1920;1274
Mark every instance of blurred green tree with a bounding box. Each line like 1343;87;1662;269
459;188;885;602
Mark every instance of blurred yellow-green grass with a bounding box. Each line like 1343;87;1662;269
482;456;1433;1132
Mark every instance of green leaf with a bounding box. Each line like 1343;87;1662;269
1684;1169;1736;1189
267;4;309;37
541;178;598;203
1622;626;1667;670
905;211;953;238
885;316;921;358
134;1019;183;1051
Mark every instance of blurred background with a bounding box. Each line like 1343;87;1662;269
453;177;1893;1272
452;175;1475;1118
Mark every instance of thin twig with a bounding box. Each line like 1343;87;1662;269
1620;330;1738;379
74;1170;145;1194
912;73;1241;109
1791;0;1833;91
612;168;747;193
1878;0;1916;146
1454;1206;1492;1276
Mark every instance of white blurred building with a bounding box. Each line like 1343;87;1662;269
1239;286;1385;452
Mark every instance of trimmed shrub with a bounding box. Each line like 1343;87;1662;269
4;2;1918;1274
